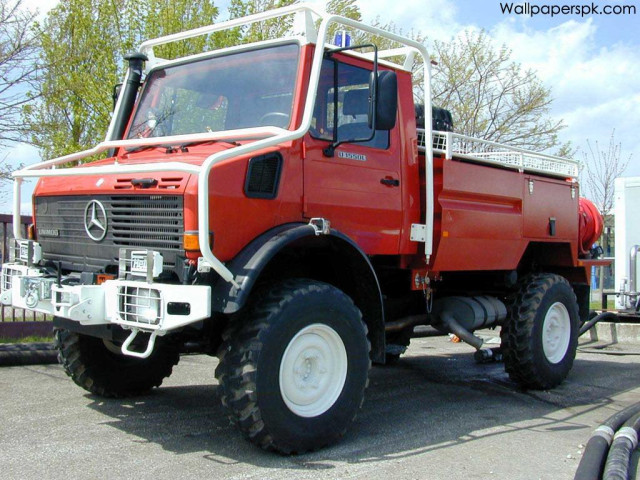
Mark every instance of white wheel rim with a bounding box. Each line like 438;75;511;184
542;302;571;364
279;323;347;418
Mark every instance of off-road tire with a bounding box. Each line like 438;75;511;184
55;327;180;398
501;273;579;390
215;279;371;454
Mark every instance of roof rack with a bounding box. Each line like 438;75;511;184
418;129;579;179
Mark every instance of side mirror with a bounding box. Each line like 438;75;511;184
369;70;397;131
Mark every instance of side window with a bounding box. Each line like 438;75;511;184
311;59;390;150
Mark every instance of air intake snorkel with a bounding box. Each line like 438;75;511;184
107;52;148;155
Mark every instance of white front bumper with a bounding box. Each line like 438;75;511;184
1;262;211;334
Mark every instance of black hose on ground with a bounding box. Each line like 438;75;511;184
0;343;58;366
579;312;619;337
602;412;640;480
574;402;640;480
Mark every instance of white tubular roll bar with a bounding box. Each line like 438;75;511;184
11;3;435;285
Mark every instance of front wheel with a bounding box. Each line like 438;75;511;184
501;274;579;390
55;327;179;398
216;279;370;453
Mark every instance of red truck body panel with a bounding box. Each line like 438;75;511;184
32;43;584;276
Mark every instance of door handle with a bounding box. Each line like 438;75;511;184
380;178;400;187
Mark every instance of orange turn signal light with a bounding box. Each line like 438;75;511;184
183;232;213;251
96;274;115;285
183;233;201;251
27;224;36;240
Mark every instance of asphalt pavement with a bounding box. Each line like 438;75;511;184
0;334;638;480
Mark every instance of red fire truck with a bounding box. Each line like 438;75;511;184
1;4;603;452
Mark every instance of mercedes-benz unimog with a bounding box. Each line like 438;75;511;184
1;4;603;453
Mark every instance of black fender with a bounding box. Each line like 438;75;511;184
211;223;386;363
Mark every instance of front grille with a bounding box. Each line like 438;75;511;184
110;196;183;250
34;195;184;273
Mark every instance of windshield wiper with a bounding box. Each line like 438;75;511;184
124;139;240;155
179;139;241;151
124;144;176;154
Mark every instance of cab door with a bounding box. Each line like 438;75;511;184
303;57;403;254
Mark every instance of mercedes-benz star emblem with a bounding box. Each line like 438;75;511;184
84;200;108;242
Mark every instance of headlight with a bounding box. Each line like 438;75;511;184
119;286;161;325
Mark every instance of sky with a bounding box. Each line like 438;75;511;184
3;0;639;214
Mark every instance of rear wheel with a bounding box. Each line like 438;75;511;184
501;274;579;390
216;279;370;453
55;327;179;398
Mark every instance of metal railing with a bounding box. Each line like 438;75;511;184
418;129;579;180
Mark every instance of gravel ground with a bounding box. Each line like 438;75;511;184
0;334;638;480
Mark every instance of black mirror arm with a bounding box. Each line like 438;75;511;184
322;44;378;158
323;129;377;157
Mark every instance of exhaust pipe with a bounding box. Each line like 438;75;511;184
432;296;507;350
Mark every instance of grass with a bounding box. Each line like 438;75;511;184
0;335;54;344
590;299;616;311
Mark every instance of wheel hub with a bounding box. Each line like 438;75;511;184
279;324;347;417
542;302;571;364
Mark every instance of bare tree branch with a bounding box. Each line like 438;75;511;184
0;0;37;189
581;129;631;223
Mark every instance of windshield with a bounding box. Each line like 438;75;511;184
127;43;300;139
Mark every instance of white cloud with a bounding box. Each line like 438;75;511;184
357;1;640;179
488;18;640;176
352;0;462;41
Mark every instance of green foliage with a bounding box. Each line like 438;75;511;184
326;0;361;20
228;0;298;43
24;0;220;160
325;0;361;39
142;0;219;60
24;0;121;159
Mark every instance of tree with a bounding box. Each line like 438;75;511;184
0;0;37;181
23;0;220;160
228;0;298;43
326;0;361;20
581;129;631;222
431;30;564;152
